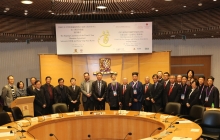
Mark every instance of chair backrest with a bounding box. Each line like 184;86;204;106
164;102;181;115
0;112;11;126
189;105;206;120
11;107;24;121
52;103;68;114
202;110;220;127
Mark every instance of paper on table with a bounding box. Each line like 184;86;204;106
160;115;175;119
146;112;155;115
191;129;200;132
172;137;192;140
140;137;154;140
16;120;29;123
66;112;75;115
0;127;8;130
51;114;59;118
177;120;192;124
0;132;14;137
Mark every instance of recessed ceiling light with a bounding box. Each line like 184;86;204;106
51;12;54;14
118;10;122;13
15;38;18;40
171;35;176;38
77;13;80;16
194;34;196;36
213;0;217;1
198;3;202;6
24;10;28;13
3;10;7;13
24;12;28;15
130;12;134;14
21;0;33;4
96;6;107;9
48;10;52;13
151;8;155;10
211;36;214;37
183;5;186;8
92;10;96;14
155;9;159;12
165;0;172;1
5;8;10;11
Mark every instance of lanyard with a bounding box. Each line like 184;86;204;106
200;85;204;95
111;83;118;91
132;81;138;89
206;86;214;97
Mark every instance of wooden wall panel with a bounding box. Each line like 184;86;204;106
139;51;171;84
171;55;211;81
40;55;72;86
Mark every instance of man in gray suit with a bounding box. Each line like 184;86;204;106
80;72;94;111
1;75;18;112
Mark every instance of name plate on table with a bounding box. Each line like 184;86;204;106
75;111;83;116
31;117;38;122
51;114;59;118
0;132;14;137
177;120;192;124
0;126;8;130
140;137;154;140
118;110;129;115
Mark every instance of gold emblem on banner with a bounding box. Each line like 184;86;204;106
98;30;112;47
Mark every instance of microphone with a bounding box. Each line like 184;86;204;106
123;132;132;140
88;134;91;139
37;111;45;122
57;109;63;118
50;133;58;140
151;108;162;119
7;126;20;132
23;118;32;126
26;130;36;139
163;112;174;123
12;122;26;138
150;127;162;137
166;117;180;130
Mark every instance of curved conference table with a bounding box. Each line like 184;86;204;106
0;111;202;140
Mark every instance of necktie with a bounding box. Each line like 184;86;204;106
123;85;126;94
168;84;173;95
98;81;101;95
164;82;166;88
73;86;75;91
154;84;157;89
145;85;148;93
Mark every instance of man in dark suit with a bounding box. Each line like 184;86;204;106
198;76;206;105
185;80;200;115
157;71;164;84
41;76;54;114
92;72;107;110
68;78;81;112
151;74;163;112
54;78;72;105
120;78;133;110
81;72;94;111
163;72;170;89
129;72;143;111
27;77;37;96
33;80;46;116
163;75;181;106
142;76;153;112
106;74;121;110
203;76;219;108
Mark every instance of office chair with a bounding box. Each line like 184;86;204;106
200;110;220;140
11;106;33;121
164;102;181;116
179;105;205;124
52;103;68;114
0;112;11;126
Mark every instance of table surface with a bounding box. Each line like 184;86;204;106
1;110;202;140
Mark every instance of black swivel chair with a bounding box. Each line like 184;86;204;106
11;106;33;121
52;103;68;114
0;112;11;126
164;102;181;116
179;105;206;124
200;110;220;140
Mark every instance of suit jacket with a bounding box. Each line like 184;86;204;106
142;83;153;106
27;85;35;96
150;82;163;104
203;85;219;108
163;83;181;105
92;80;107;100
41;84;54;105
1;85;18;107
106;82;121;107
185;88;199;106
129;81;143;102
68;85;81;103
198;84;207;105
120;84;133;106
158;78;164;84
54;85;72;104
33;88;46;113
80;80;94;102
179;84;191;104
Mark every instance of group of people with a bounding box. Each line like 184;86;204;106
0;70;219;117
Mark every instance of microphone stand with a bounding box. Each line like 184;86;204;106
163;112;174;123
150;108;162;119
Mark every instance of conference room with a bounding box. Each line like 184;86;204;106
1;0;220;139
